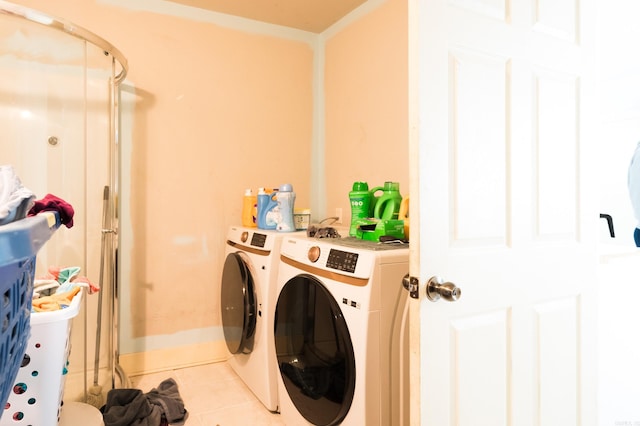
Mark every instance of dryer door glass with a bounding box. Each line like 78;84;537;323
274;274;356;426
221;252;257;354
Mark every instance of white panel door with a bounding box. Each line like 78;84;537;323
409;0;598;424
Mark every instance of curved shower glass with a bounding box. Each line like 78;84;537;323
0;0;128;403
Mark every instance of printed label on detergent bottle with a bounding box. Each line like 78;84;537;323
349;182;372;237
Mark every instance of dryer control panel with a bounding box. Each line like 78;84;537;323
326;249;358;273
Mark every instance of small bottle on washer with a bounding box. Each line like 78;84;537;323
241;189;257;228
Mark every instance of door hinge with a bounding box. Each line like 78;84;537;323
402;274;419;299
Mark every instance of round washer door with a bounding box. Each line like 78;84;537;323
221;252;257;354
274;274;356;426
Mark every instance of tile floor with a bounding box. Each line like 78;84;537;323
129;361;286;426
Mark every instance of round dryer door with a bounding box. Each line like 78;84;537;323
221;252;257;354
274;274;356;426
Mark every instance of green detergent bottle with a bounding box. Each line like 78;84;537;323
349;182;372;237
371;181;402;220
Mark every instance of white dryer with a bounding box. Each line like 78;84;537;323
221;226;292;412
274;236;410;426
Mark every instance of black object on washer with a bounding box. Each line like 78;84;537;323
274;274;356;426
221;252;257;354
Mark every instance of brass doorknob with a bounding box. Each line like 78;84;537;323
426;276;461;302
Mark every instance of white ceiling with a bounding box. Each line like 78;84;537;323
164;0;368;33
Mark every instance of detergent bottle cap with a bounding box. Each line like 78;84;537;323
258;187;266;195
279;183;293;192
244;188;252;196
352;182;369;192
383;181;400;192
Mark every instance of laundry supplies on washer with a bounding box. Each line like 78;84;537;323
349;181;408;242
255;184;297;232
242;189;257;228
257;187;278;230
349;181;372;237
275;183;296;232
370;181;402;220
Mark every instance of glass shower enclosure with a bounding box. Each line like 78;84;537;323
0;0;127;402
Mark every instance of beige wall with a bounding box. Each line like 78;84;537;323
11;0;408;372
17;0;313;351
115;14;314;339
324;0;409;220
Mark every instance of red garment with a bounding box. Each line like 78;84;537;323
28;193;75;228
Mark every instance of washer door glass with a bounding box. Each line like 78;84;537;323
221;252;257;354
274;274;356;426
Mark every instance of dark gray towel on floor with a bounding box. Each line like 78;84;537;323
102;388;158;426
102;378;188;426
147;378;188;425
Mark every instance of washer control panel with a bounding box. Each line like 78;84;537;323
250;232;267;248
326;248;359;273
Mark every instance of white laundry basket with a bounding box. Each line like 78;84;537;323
1;289;83;426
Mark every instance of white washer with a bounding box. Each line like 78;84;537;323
274;236;410;426
221;226;299;412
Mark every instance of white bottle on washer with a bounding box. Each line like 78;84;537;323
275;184;296;232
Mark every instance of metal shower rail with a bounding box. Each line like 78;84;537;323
0;0;128;83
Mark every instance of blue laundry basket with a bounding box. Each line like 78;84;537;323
0;212;60;416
